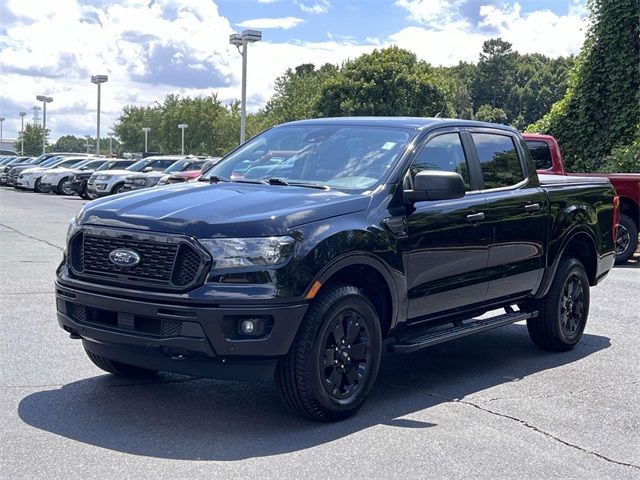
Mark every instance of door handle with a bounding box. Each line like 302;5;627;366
466;212;485;222
524;203;541;212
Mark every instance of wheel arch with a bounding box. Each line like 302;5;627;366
305;253;401;337
536;228;598;298
619;196;639;229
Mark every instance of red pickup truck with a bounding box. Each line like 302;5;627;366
524;133;639;264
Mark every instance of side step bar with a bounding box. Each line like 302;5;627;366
388;309;537;354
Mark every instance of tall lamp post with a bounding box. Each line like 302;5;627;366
229;29;262;144
91;75;108;155
108;133;114;157
142;127;151;154
0;117;4;145
36;95;53;154
178;123;188;155
19;112;26;155
85;135;91;154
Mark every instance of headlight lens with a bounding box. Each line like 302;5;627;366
132;178;146;186
95;175;109;180
199;236;295;269
66;218;81;244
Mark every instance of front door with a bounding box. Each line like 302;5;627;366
403;130;491;320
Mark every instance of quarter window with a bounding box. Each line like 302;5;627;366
472;133;523;189
410;133;471;189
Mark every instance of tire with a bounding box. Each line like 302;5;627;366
80;192;92;200
56;177;73;195
84;348;158;378
615;213;638;264
275;284;382;422
34;178;43;193
111;182;125;195
526;257;590;352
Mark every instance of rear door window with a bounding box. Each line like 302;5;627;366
471;133;523;189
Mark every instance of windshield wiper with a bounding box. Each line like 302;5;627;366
263;178;328;189
266;177;289;185
201;175;230;183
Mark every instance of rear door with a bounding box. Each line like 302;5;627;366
403;129;491;319
468;130;547;301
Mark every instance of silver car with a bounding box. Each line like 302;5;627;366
123;157;208;191
39;158;106;194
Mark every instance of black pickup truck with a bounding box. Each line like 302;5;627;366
56;118;617;421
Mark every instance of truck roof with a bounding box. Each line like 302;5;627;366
280;116;520;133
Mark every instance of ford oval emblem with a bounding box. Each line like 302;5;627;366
108;248;141;267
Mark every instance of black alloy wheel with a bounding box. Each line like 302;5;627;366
320;308;370;400
559;273;586;342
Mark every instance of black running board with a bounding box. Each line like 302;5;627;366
388;310;536;354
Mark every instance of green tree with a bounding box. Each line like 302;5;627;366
474;104;508;124
53;135;87;153
316;47;451;118
15;123;48;156
472;38;516;110
262;63;338;125
528;0;640;171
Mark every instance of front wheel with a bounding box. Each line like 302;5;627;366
527;257;590;352
111;182;126;195
57;177;74;195
34;178;44;193
275;284;382;422
615;214;638;264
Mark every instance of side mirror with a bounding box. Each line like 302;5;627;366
404;170;465;203
142;166;153;172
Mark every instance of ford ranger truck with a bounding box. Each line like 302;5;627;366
56;118;617;422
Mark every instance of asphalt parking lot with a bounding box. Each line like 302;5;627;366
1;186;638;479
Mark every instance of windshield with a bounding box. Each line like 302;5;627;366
163;159;202;173
126;159;153;171
68;159;91;169
40;157;63;168
205;125;413;191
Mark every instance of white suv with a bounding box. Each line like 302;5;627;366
39;158;107;194
87;156;181;197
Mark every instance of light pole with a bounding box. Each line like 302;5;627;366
229;29;262;144
142;127;150;154
91;75;108;155
108;133;114;156
19;112;26;155
36;95;53;154
85;135;91;154
178;123;188;155
0;117;4;145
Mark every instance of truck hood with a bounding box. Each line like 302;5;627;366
80;181;370;237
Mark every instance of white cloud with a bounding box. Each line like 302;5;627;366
296;0;330;14
391;1;587;66
237;17;305;30
257;0;279;3
394;0;464;25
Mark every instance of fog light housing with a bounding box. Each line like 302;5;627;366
223;315;273;339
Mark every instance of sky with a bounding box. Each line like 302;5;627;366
0;0;588;141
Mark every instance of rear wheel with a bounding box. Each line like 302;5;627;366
275;284;382;422
615;213;638;264
57;177;74;195
526;257;590;352
84;349;158;378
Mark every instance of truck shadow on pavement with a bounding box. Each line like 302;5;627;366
18;324;610;461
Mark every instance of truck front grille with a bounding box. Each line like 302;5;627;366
68;228;209;291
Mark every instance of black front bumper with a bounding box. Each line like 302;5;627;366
56;281;307;381
69;179;88;194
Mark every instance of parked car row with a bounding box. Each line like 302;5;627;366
1;152;220;200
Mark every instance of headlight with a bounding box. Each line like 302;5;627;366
132;178;146;186
199;236;295;269
95;175;109;180
66;218;81;244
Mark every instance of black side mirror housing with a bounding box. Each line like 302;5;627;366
404;170;466;203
